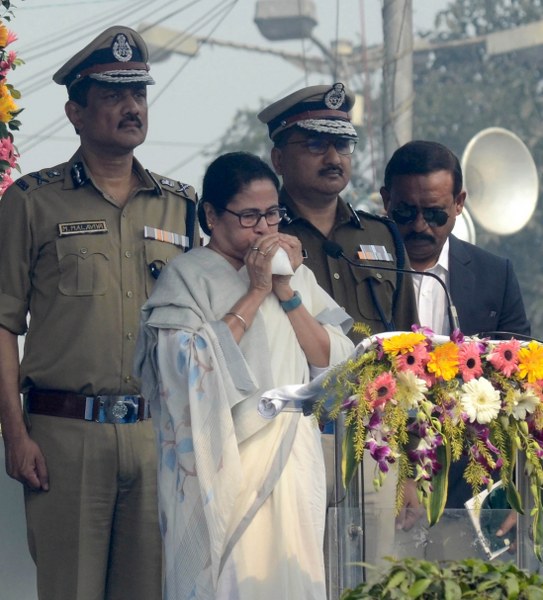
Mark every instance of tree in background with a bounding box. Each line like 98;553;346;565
413;0;543;337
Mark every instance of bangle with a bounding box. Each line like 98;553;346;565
225;311;248;331
279;290;302;313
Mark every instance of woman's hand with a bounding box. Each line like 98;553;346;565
244;233;279;296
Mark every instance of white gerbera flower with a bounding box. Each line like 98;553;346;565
511;389;540;420
396;370;428;409
460;377;501;424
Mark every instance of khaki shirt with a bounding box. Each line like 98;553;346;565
279;190;418;343
0;151;198;395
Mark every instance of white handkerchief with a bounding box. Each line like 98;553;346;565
271;247;294;275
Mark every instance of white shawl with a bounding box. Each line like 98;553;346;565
135;247;354;599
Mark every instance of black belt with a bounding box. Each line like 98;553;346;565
26;389;151;424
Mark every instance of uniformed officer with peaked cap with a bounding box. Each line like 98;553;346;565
258;82;419;577
0;25;197;600
258;82;418;341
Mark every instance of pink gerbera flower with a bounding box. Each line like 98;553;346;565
487;339;521;377
394;342;429;377
458;342;483;382
365;371;397;409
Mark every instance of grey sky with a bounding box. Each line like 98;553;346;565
10;0;448;189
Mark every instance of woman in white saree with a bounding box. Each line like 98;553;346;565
135;152;354;599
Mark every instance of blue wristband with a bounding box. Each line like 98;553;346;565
280;290;302;312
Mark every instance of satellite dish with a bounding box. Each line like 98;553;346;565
461;127;538;235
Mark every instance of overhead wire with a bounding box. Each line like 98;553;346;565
147;0;239;106
16;0;228;156
17;0;192;96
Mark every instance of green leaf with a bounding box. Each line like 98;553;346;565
524;585;543;600
427;442;450;526
443;578;462;600
408;578;432;598
505;479;523;514
342;423;359;488
383;569;407;591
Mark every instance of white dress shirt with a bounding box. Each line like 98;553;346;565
411;238;450;335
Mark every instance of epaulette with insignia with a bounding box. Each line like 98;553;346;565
356;209;391;224
147;170;197;202
14;167;64;193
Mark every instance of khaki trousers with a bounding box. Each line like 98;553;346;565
25;415;162;600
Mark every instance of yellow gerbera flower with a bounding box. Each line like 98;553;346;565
427;341;459;381
518;340;543;383
382;332;426;357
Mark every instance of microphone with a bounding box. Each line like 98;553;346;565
323;240;461;333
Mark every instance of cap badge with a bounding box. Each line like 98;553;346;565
112;33;133;62
324;83;346;110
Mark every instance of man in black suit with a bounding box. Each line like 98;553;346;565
380;139;530;558
380;140;530;341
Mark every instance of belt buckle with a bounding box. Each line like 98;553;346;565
96;395;139;424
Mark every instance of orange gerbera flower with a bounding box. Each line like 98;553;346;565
426;341;459;381
0;23;8;47
0;83;17;123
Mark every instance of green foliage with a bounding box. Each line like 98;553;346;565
0;0;14;20
341;557;543;600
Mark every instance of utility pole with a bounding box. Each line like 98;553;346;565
382;0;414;160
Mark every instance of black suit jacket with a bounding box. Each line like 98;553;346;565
446;235;530;508
449;235;530;339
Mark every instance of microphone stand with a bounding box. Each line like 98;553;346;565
323;240;461;333
323;240;459;590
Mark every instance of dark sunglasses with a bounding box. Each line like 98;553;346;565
391;205;450;227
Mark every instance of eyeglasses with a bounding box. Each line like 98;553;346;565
391;204;450;227
223;206;287;228
284;137;357;156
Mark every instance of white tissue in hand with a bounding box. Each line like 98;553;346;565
271;247;294;275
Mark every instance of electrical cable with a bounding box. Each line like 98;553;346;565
148;0;239;106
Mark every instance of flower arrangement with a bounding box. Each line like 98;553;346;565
315;327;543;559
0;0;22;195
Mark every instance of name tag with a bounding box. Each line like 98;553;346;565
144;225;188;248
58;220;108;236
357;244;393;262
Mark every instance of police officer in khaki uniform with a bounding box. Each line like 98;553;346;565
258;84;419;585
0;26;197;600
258;83;418;344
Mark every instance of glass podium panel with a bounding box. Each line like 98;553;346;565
325;503;541;600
